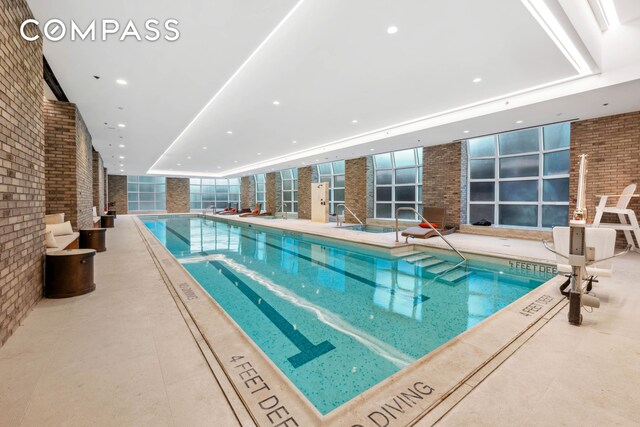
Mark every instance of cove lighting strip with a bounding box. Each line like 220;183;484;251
520;0;592;75
147;0;307;174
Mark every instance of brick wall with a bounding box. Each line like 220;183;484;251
75;112;93;229
297;166;313;219
103;167;108;207
423;143;461;228
240;176;254;210
92;151;104;212
43;100;93;230
266;172;277;214
570;112;640;247
107;175;128;214
345;157;368;223
166;177;190;213
0;0;45;347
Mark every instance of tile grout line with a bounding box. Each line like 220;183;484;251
133;218;257;427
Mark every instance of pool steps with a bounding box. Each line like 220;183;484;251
399;251;473;284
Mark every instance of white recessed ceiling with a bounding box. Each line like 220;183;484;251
29;0;640;177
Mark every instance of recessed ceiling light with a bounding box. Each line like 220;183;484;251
120;169;124;172
119;156;124;159
234;160;238;163
227;130;233;134
473;77;482;83
387;26;398;34
292;140;297;144
516;120;523;124
352;119;358;124
257;153;262;156
463;130;470;134
202;146;207;150
117;124;126;128
187;156;192;159
119;164;124;167
119;144;125;148
177;163;181;166
116;79;127;85
273;100;280;105
217;166;221;169
370;148;375;151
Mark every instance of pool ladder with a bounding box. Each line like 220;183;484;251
335;204;363;227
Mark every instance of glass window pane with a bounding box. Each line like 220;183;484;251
393;149;416;168
333;189;344;202
499;205;538;227
139;202;155;210
468;136;495;157
499;155;539;178
376;203;392;218
395;186;416;202
543;123;570;150
470;159;495;179
374;153;392;169
499;181;538;202
397;204;417;219
317;163;331;175
470;182;495;202
283;180;292;191
128;193;138;202
395;168;416;184
139;193;155;202
543;178;569;202
190;194;201;202
376;187;392;202
190;185;200;193
332;161;345;174
139;176;154;183
376;170;392;185
127;176;138;183
139;183;154;192
333;175;345;188
257;184;265;192
498;128;539;155
469;204;494;225
128;202;138;211
127;183;138;192
543;150;570;176
283;192;292;201
415;148;423;165
156;184;166;193
542;205;569;227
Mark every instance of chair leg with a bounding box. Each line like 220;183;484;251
628;213;640;251
618;213;636;250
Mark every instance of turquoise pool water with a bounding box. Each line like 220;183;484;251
142;215;554;414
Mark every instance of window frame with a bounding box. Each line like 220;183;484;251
467;124;570;229
372;148;423;220
254;174;266;209
280;168;298;213
127;176;166;211
316;161;345;215
189;178;241;211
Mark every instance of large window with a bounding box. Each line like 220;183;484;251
373;148;423;219
127;176;166;211
280;168;298;213
467;122;570;228
189;178;241;210
254;174;266;208
316;161;345;214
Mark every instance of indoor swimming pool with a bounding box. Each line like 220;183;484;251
142;215;555;414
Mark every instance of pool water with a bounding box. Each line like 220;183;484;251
142;215;553;414
341;224;395;233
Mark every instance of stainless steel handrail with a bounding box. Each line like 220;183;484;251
335;204;364;226
395;207;466;261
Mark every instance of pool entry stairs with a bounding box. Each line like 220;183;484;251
401;252;472;285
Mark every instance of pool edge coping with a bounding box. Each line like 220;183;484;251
133;215;567;426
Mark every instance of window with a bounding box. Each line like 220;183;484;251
255;174;266;208
467;122;570;228
189;178;241;210
316;161;344;214
373;148;422;219
280;168;298;213
127;176;166;211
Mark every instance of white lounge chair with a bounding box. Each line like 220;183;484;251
592;183;639;252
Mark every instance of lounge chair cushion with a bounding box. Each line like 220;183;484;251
46;221;74;236
45;231;58;248
402;227;435;238
45;232;79;254
45;213;65;225
252;209;259;214
419;222;438;229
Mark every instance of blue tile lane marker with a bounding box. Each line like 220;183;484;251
208;260;336;368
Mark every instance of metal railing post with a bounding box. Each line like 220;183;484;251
335;204;364;226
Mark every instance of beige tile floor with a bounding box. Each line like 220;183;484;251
0;215;240;427
1;215;638;426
